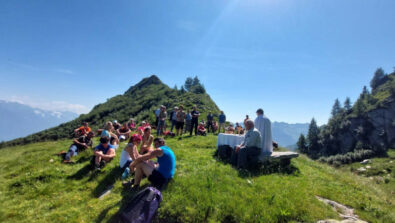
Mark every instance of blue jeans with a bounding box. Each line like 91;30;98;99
157;120;165;136
170;120;177;133
65;145;78;161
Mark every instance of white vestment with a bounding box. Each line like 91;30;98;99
254;114;273;158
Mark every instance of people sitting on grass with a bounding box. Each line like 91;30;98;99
128;137;175;190
176;105;186;136
232;119;262;169
112;120;121;131
93;136;116;170
63;131;95;163
218;111;226;134
128;118;136;131
140;127;154;154
74;122;91;137
225;124;235;134
235;122;243;135
101;121;119;148
212;121;218;133
120;134;142;176
197;122;207;136
117;123;131;141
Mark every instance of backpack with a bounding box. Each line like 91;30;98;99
121;187;162;223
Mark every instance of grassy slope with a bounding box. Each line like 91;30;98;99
0;135;394;223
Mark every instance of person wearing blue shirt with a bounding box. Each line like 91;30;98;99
128;137;176;190
94;136;116;170
218;111;226;133
184;110;192;134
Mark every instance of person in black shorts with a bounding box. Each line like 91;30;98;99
128;138;176;190
190;105;200;136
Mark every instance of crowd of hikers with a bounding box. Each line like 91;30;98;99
60;105;238;191
60;105;273;193
57;106;276;221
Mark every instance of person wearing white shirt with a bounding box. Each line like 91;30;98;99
254;108;273;158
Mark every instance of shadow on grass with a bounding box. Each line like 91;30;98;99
92;166;122;198
67;164;93;180
213;150;300;178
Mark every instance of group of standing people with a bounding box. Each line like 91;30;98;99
154;105;228;136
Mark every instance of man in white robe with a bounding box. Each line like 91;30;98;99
254;108;273;159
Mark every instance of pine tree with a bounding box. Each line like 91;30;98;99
184;77;193;91
331;99;342;117
297;134;308;153
192;76;200;86
174;85;178;90
361;86;369;99
370;68;386;91
180;86;186;93
307;118;320;158
344;97;352;112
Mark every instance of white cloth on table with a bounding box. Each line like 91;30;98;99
217;133;245;149
254;114;273;158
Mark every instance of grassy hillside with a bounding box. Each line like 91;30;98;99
0;75;220;148
0;135;394;222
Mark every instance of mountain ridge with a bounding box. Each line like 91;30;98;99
0;75;220;148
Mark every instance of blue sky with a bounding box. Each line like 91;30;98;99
1;0;394;125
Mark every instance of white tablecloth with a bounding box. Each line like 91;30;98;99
217;133;245;148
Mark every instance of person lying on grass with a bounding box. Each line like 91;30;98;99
140;126;154;154
63;131;95;163
127;137;176;190
94;136;116;170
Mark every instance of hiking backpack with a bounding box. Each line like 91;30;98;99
120;187;162;223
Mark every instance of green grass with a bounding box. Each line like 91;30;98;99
0;135;394;222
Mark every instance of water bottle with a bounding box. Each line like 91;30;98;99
121;167;130;180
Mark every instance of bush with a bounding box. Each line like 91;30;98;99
322;150;375;166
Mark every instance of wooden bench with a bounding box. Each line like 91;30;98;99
260;151;299;166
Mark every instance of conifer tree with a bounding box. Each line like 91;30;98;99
184;77;193;91
370;68;386;91
307;118;320;158
180;86;186;93
297;134;308;153
344;97;352;112
331;99;342;117
192;76;200;86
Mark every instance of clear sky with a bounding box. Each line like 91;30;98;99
1;0;394;125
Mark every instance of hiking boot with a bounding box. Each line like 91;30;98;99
55;151;66;156
99;160;106;168
122;179;134;188
130;184;140;192
63;160;74;164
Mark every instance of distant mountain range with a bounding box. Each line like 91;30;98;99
231;121;309;150
0;100;78;141
272;122;309;149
